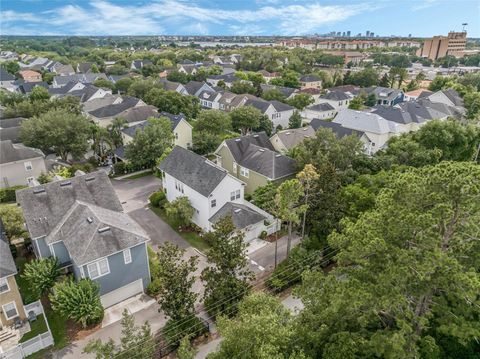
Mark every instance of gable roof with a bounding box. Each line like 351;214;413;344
157;111;188;129
209;202;266;229
310;118;366;138
18;81;48;94
300;74;321;82
333;109;403;135
274;126;316;150
53;73;108;87
0;67;15;81
183;81;212;96
77;62;93;73
270;100;294;112
372;106;414;125
0;140;44;164
0;218;17;278
366;86;403;101
89;96;141;118
117;105;158;124
46;201;149;265
260;84;296;98
18;70;41;78
159;146;229;197
16;171;123;239
320;90;351;101
223;133;296;179
438;88;464;107
307;103;335;112
244;98;272;113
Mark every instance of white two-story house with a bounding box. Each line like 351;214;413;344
159;146;276;241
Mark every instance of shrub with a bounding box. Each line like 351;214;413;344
113;162;126;174
50;279;104;328
9;244;17;258
162;316;207;349
146;278;162;296
149;191;166;208
0;185;26;203
259;230;267;240
22;257;61;299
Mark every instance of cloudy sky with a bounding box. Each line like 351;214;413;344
1;0;478;37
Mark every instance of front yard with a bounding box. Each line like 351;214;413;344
19;314;48;343
149;205;211;252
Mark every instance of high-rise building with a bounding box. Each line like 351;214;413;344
336;31;341;36
370;32;375;37
417;31;467;60
347;31;351;37
366;31;370;37
342;32;346;37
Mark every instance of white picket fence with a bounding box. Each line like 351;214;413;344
0;301;54;359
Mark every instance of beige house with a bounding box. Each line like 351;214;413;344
122;112;192;149
0;226;27;328
214;132;297;194
299;75;322;89
0;141;47;188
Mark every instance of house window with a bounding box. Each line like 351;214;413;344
240;167;249;178
123;249;132;264
211;199;217;208
24;161;33;171
27;177;35;185
2;301;18;320
87;258;110;279
232;162;237;173
175;180;184;193
235;189;241;199
230;191;236;201
0;277;10;293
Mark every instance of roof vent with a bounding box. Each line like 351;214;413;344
235;139;241;142
85;176;95;182
234;208;242;213
33;188;46;194
253;134;259;137
87;217;93;223
285;132;291;135
275;154;281;158
302;128;308;131
98;226;110;233
60;181;72;187
258;148;265;152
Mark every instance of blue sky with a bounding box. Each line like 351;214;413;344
1;0;479;37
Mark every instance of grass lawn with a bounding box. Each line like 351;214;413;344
19;314;48;343
15;255;39;305
121;170;153;180
149;205;210;253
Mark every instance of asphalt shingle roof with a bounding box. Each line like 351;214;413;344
209;202;266;229
16;171;123;239
320;90;351;101
0;219;17;277
274;126;316;149
159;146;229;197
306;103;335;112
89;97;140;118
333;109;403;135
0;67;15;81
0;140;44;164
310;119;366;138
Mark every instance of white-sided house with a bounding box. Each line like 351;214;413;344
16;171;151;308
318;90;353;111
122;112;193;149
0;140;47;188
159;146;275;240
198;90;222;110
244;99;295;129
303;103;337;121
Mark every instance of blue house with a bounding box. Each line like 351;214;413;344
16;171;151;308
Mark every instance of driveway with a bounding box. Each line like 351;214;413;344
248;235;301;275
111;175;162;213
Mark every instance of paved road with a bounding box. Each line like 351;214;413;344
248;235;301;275
111;175;162;213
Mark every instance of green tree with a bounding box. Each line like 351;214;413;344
167;71;190;84
296;164;319;239
0;204;27;241
378;72;390;87
2;61;20;75
29;86;50;101
229;106;263;135
114;77;133;93
125;117;173;168
164;196;194;228
84;309;154;359
50;279;104;328
209;293;304;359
22;258;61;299
127;79;155;99
20;109;91;161
288;110;302;129
281;70;300;88
261;89;286;102
286;93;314;110
177;336;197;359
297;161;480;358
106;117;127;149
93;78;115;90
405;79;419;91
348;95;365;110
144;88;200;119
230;81;257;95
194;110;231;134
153;243;198;321
202;217;253;318
275;179;307;255
254;114;274;136
364;93;377;107
251;182;277;213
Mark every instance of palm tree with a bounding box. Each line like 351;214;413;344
107;117;127;149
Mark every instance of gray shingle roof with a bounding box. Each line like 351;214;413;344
366;86;403;101
310;119;366;138
333;109;403;134
46;201;149;265
224;133;296;179
373;106;414;125
159;146;229;197
244;98;271;113
183;81;206;96
274;126;316;150
300;74;321;82
53;73;108;87
209;202;266;230
260;84;296;98
89;97;140;118
0;117;25;129
117;105;158;124
320;90;351;101
270;100;294;112
0;127;21;143
307;103;335;112
16;171;123;239
0;218;17;277
0;140;44;164
0;67;15;81
440;89;464;107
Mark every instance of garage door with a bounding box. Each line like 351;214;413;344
100;279;144;308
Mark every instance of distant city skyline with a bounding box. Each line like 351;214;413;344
1;0;479;38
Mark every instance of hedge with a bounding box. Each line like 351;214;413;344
0;185;26;203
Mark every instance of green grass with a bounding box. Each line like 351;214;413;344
120;170;153;180
19;314;48;343
149;205;210;253
15;255;39;305
44;307;68;349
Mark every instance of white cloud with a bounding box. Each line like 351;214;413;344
0;0;370;35
411;0;439;11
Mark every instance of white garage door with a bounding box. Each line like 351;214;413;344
100;279;144;308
